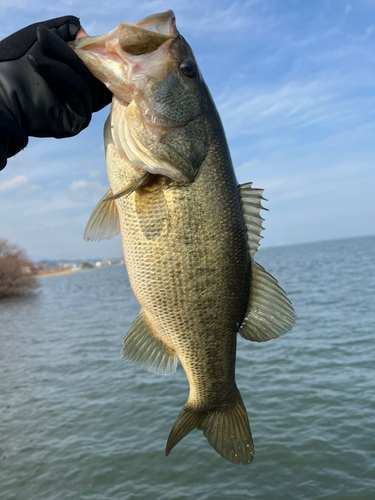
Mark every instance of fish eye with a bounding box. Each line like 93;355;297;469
180;60;197;79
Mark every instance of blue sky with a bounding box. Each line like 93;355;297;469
0;0;374;260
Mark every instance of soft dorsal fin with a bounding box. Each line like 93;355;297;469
122;311;178;375
238;182;296;342
239;261;296;341
84;189;120;242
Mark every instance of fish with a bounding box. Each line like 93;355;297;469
70;10;296;465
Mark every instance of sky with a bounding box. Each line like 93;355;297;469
0;0;374;260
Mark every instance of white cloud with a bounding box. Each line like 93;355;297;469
1;0;375;257
68;179;107;204
362;25;374;40
235;160;259;173
0;175;28;192
217;79;342;138
70;180;88;191
0;0;28;13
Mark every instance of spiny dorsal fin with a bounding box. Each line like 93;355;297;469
122;311;178;375
238;182;268;258
238;182;296;342
84;189;120;242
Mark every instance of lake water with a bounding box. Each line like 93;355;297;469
1;235;374;500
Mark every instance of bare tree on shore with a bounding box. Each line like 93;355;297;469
0;239;37;299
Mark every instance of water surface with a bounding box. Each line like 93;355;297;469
1;236;374;499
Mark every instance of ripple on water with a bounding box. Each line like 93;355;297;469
1;236;374;499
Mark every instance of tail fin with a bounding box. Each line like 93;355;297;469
165;389;254;465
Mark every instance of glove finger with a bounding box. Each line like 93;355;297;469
37;25;89;78
28;54;91;134
36;25;112;112
51;16;81;41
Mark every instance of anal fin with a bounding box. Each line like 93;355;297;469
122;311;177;375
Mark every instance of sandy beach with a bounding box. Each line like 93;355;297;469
31;268;93;278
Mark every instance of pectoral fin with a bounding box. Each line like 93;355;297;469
84;189;120;242
238;182;296;342
103;172;151;201
84;173;151;242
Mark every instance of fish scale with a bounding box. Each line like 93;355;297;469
107;113;252;446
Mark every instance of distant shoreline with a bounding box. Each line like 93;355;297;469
31;268;93;278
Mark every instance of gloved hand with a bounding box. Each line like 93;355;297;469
0;16;112;170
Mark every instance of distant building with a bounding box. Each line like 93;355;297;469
80;262;94;270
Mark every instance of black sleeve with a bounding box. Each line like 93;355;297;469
0;15;112;170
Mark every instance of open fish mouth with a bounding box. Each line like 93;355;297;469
73;10;178;49
70;11;179;109
70;11;200;183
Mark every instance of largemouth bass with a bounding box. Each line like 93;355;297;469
70;10;295;465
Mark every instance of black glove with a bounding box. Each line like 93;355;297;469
0;16;112;170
